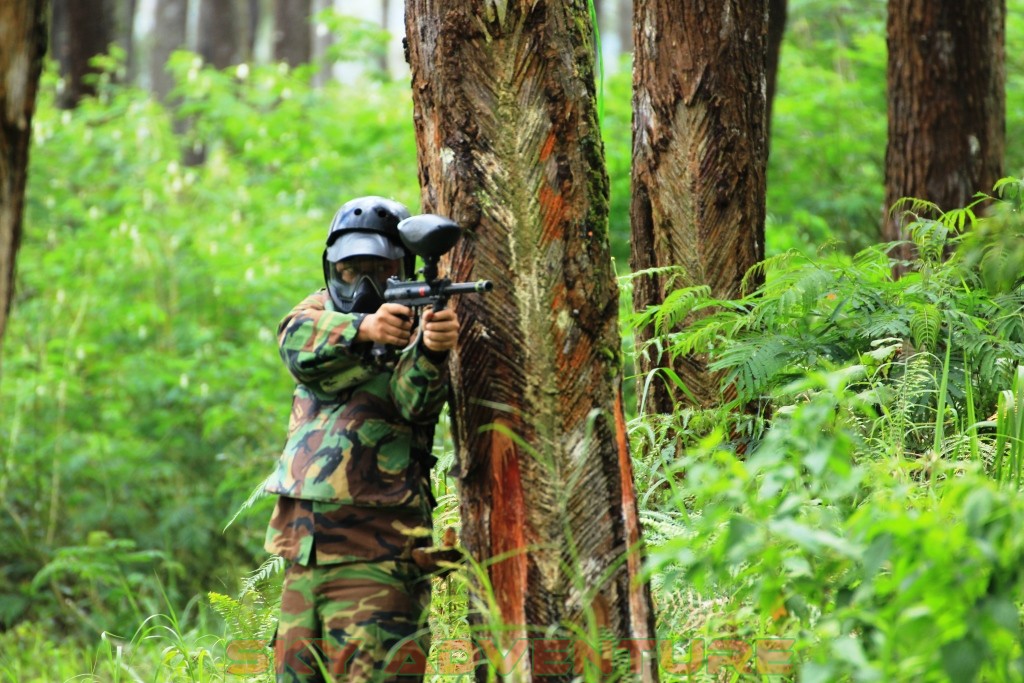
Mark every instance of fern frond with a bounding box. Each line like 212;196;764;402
908;218;950;264
709;335;798;403
909;304;942;351
240;555;286;598
890;196;942;222
741;249;808;293
223;473;273;532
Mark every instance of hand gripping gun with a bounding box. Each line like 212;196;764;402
371;214;492;363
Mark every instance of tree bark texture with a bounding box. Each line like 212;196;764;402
630;0;768;414
151;0;189;103
405;2;656;680
884;0;1006;262
51;0;113;109
0;0;48;358
272;0;312;66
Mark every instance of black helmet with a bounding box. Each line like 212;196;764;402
322;196;412;313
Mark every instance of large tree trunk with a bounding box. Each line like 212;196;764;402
630;0;768;414
884;0;1005;266
151;0;189;103
51;0;113;109
1;0;48;359
405;2;656;680
272;0;311;67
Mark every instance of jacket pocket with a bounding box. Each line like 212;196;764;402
346;418;416;506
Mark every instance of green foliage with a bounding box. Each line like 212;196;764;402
632;190;1024;681
1;52;419;637
636;188;1024;459
768;2;888;254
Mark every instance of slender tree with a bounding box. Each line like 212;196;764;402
50;0;113;109
405;2;656;680
884;0;1006;265
151;0;189;103
630;0;768;414
617;0;633;55
273;0;312;66
1;0;48;357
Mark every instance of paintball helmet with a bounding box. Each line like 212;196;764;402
323;196;412;313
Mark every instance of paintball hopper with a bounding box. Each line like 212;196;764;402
397;214;462;259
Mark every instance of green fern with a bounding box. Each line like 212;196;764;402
909;303;943;351
208;587;277;642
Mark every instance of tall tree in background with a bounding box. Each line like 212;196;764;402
118;0;139;82
1;0;48;357
198;0;242;68
151;0;189;103
630;0;768;414
51;0;113;109
884;0;1005;264
273;0;311;66
766;0;788;137
405;2;656;680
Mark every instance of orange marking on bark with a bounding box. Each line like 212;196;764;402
539;130;557;162
614;386;651;640
538;184;565;246
489;421;528;632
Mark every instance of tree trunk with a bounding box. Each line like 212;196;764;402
51;0;113;109
405;2;656;680
198;0;241;68
311;0;335;87
766;0;787;138
273;0;312;66
0;0;48;359
884;0;1005;267
630;0;768;414
617;0;632;55
151;0;189;103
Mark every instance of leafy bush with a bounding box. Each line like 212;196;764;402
635;189;1024;681
637;183;1024;453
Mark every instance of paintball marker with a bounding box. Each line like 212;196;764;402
385;214;492;311
371;214;492;363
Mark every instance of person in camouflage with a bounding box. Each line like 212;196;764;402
263;196;459;682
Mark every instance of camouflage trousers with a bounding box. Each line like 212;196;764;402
274;560;431;683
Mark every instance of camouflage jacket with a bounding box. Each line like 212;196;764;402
263;290;449;508
264;496;433;565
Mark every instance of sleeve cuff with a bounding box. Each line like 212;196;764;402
416;338;449;369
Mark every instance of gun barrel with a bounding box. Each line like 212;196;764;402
441;280;493;296
384;279;493;308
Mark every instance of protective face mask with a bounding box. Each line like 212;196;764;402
338;274;386;314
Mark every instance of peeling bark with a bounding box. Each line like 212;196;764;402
405;2;656;680
630;0;768;413
884;0;1006;269
0;0;48;360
